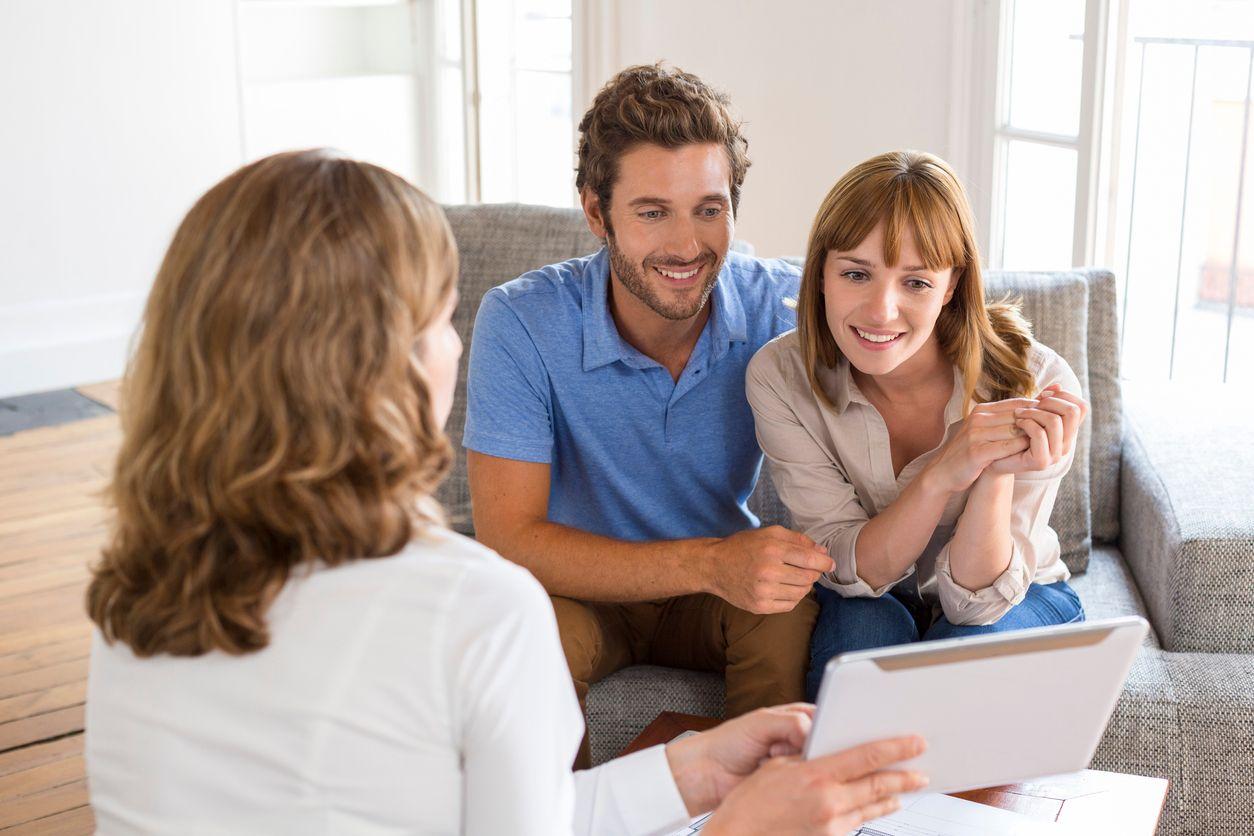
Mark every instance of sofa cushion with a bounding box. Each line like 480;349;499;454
1119;382;1254;653
1068;546;1159;643
586;665;724;766
1078;269;1122;543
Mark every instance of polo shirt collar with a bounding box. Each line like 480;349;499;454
581;249;626;372
581;248;748;372
709;259;748;357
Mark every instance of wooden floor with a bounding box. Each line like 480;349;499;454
0;381;121;833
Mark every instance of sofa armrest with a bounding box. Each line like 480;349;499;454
1119;383;1254;653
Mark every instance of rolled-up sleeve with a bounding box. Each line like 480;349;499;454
746;349;912;598
934;538;1033;625
934;350;1081;625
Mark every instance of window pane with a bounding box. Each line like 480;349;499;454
238;0;470;203
1006;0;1085;136
513;70;574;207
439;0;463;61
439;65;468;205
1113;0;1254;383
243;76;420;184
516;0;572;72
476;0;574;206
999;140;1077;269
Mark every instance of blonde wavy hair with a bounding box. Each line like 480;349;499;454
87;149;458;657
797;150;1035;411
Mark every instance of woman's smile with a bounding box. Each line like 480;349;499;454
851;326;907;350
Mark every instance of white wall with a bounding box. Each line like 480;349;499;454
0;0;244;398
579;0;992;258
0;0;993;397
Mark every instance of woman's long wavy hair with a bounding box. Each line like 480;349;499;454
797;150;1035;411
87;149;458;657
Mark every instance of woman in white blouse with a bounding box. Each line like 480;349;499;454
746;150;1089;700
85;149;927;834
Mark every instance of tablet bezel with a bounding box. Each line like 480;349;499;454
804;615;1149;784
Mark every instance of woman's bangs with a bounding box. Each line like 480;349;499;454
883;186;966;272
824;187;891;256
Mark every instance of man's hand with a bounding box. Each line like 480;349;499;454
699;734;929;835
704;526;833;614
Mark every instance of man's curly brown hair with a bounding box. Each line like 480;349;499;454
575;63;751;216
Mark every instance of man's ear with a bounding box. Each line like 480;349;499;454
581;188;608;239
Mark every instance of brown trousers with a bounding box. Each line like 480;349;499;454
553;591;818;768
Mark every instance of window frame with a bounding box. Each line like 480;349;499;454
984;0;1116;271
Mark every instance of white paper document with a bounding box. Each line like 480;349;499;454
666;792;1076;836
855;792;1076;835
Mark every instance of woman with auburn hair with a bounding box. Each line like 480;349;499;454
746;150;1089;700
85;149;927;835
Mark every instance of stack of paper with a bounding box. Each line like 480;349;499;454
666;792;1081;835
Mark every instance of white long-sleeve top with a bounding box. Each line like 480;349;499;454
86;529;690;835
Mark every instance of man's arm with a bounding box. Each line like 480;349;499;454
467;451;831;612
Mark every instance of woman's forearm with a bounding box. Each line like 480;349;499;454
853;467;952;589
946;471;1015;591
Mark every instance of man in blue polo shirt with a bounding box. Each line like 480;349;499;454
464;64;833;767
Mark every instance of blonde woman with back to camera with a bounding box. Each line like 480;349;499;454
85;149;927;835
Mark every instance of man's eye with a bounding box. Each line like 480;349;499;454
640;210;664;220
700;207;722;217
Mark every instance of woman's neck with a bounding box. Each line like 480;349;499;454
852;337;952;408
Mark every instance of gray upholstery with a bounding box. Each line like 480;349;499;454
1081;547;1254;836
587;666;725;767
1119;383;1254;654
1082;270;1123;543
442;204;1254;835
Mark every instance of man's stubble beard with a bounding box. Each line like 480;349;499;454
605;229;723;322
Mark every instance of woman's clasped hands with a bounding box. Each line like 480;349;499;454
924;386;1090;494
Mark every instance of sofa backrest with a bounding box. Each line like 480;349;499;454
439;203;1122;573
437;204;601;532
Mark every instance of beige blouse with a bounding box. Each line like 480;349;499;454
745;330;1077;626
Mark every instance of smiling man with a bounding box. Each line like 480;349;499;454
464;64;830;767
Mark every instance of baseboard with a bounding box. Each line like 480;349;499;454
0;293;145;398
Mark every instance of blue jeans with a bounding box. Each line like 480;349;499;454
805;580;1084;701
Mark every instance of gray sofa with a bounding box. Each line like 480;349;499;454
438;203;1254;836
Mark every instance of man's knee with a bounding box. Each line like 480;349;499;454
550;596;602;684
719;593;817;714
723;592;819;661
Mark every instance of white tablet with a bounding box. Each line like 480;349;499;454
805;616;1148;794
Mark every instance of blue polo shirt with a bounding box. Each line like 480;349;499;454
462;247;799;541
